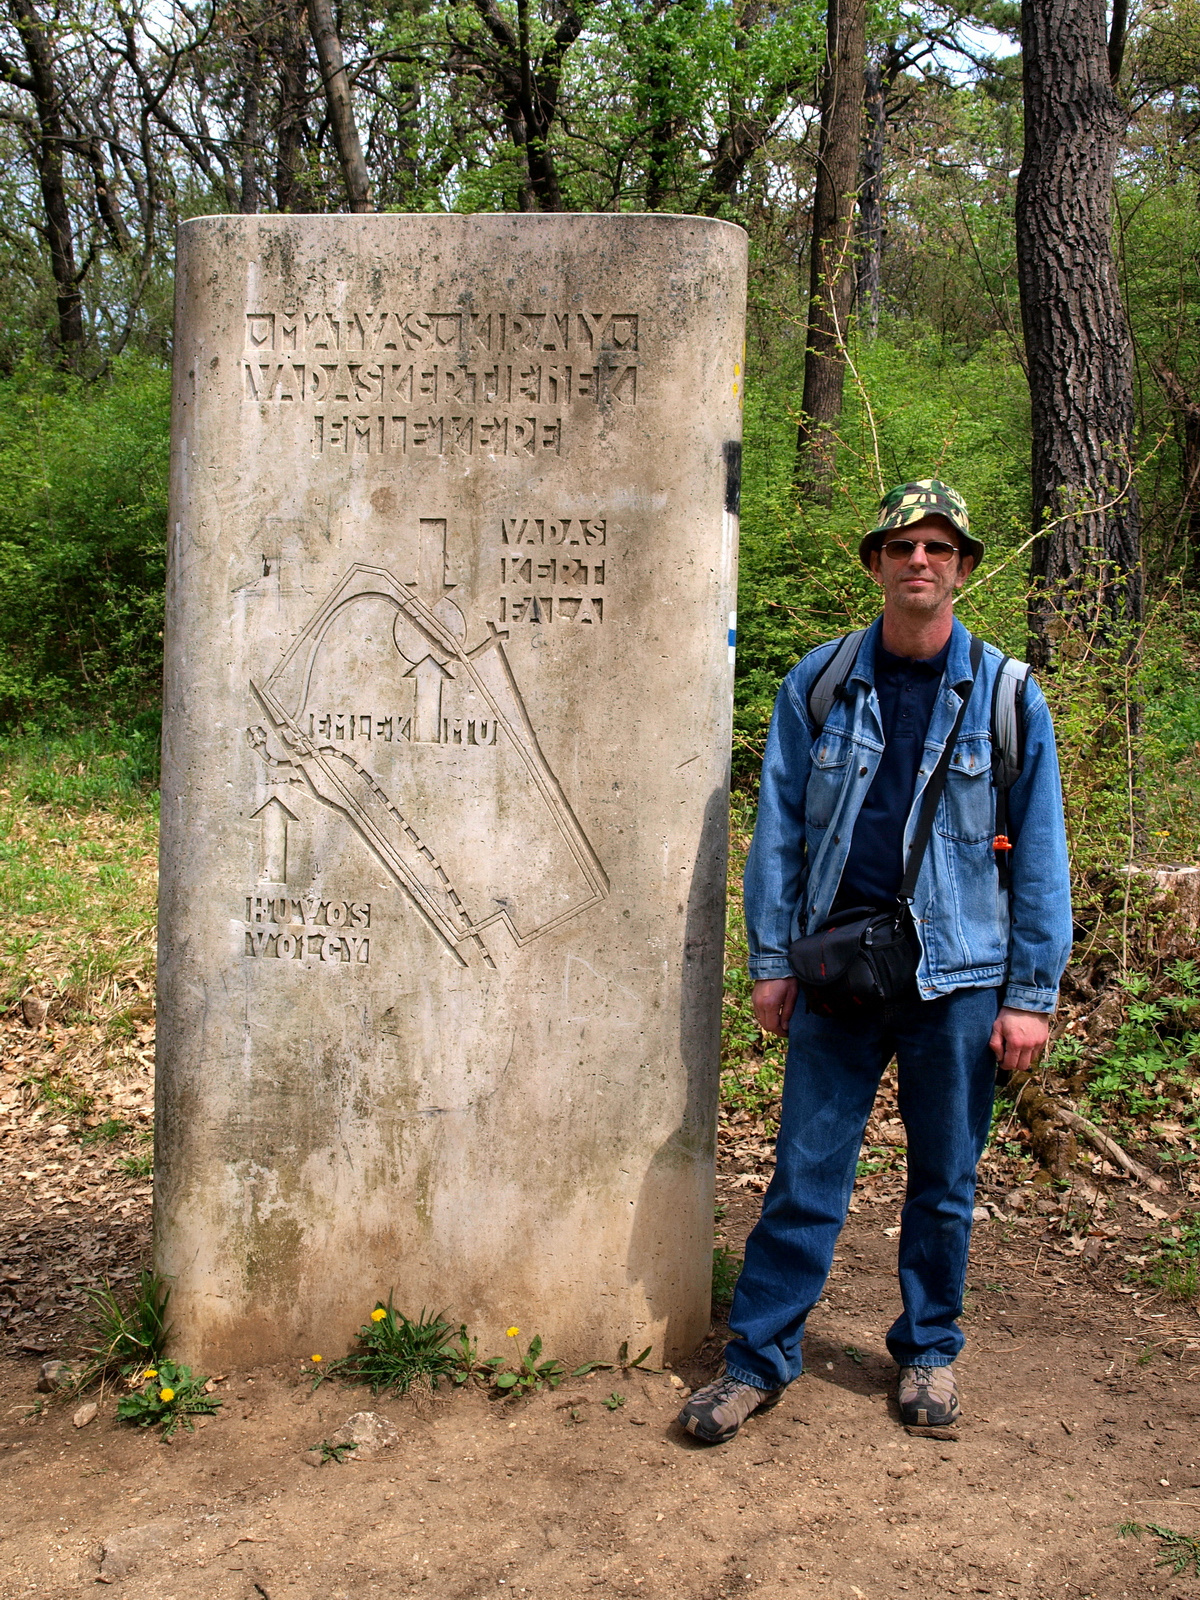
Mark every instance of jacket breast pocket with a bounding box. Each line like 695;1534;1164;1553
936;746;994;844
806;734;852;831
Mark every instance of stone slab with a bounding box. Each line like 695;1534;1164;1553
157;213;746;1367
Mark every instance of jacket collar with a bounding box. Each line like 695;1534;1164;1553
848;613;974;691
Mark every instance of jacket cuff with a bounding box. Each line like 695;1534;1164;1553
1002;983;1058;1014
748;958;796;981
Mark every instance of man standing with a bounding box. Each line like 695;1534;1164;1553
680;480;1072;1444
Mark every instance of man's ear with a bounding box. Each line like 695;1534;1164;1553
954;555;975;588
868;548;883;585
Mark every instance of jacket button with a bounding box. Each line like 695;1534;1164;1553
859;766;868;777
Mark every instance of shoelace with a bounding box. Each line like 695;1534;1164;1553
708;1375;756;1402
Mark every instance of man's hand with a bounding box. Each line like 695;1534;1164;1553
988;1006;1050;1073
753;977;800;1038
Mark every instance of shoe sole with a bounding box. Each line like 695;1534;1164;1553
904;1422;960;1440
678;1389;784;1445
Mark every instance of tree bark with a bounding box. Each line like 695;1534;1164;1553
1152;359;1200;584
306;0;372;211
854;57;885;336
7;0;84;359
275;0;316;212
1017;0;1141;669
794;0;866;499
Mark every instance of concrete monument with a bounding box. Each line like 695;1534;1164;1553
157;214;746;1366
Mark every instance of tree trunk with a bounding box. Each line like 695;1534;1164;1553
9;0;84;359
1017;0;1141;669
239;75;261;213
306;0;372;211
1152;359;1200;584
274;0;315;211
855;58;885;336
794;0;866;499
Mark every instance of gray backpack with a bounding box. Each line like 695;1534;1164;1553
805;628;1030;885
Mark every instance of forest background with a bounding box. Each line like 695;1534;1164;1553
3;0;1200;1178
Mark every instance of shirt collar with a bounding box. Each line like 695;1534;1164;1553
850;614;973;690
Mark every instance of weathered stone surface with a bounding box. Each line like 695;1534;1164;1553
37;1358;73;1392
158;214;745;1368
97;1523;171;1580
328;1410;399;1456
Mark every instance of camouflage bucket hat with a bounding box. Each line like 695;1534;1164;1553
857;478;984;569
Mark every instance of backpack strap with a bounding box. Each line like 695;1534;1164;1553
806;627;869;733
898;635;985;905
989;655;1030;889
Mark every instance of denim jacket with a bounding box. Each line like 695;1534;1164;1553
744;616;1073;1012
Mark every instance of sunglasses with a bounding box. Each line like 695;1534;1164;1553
879;537;960;563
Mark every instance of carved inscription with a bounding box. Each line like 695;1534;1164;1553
495;516;612;627
248;361;632;408
502;517;606;546
241;896;371;964
311;413;562;458
245;309;639;355
243;308;643;463
305;712;498;746
499;596;603;624
245;895;371;926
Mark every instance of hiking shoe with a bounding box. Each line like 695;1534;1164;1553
897;1363;960;1429
677;1374;785;1444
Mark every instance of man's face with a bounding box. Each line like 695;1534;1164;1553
867;513;974;618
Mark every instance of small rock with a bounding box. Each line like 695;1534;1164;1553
98;1524;171;1581
21;995;48;1028
328;1410;399;1457
669;1373;686;1390
972;1205;989;1223
302;1449;324;1468
37;1359;73;1393
73;1401;98;1428
888;1462;917;1477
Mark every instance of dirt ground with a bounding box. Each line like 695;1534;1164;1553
5;1043;1200;1600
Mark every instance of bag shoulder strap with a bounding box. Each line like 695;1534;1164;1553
989;653;1030;888
806;627;869;733
898;634;984;905
990;655;1030;787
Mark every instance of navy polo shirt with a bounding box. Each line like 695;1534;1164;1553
833;636;950;910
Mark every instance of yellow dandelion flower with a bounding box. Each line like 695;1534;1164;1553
143;1368;157;1380
311;1353;323;1363
159;1387;175;1402
506;1326;520;1338
371;1308;387;1322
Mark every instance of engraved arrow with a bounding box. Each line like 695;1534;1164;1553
251;793;297;883
404;654;453;744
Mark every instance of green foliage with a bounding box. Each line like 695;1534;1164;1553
77;1270;171;1390
1118;1520;1200;1577
602;1391;626;1410
311;1438;359;1464
1086;965;1200;1118
328;1299;462;1396
1143;1211;1200;1301
0;358;169;729
115;1358;222;1439
485;1329;567;1395
712;1246;743;1305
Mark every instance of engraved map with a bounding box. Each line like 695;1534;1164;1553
246;517;609;968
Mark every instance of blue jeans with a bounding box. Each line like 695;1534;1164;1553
724;985;1000;1389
